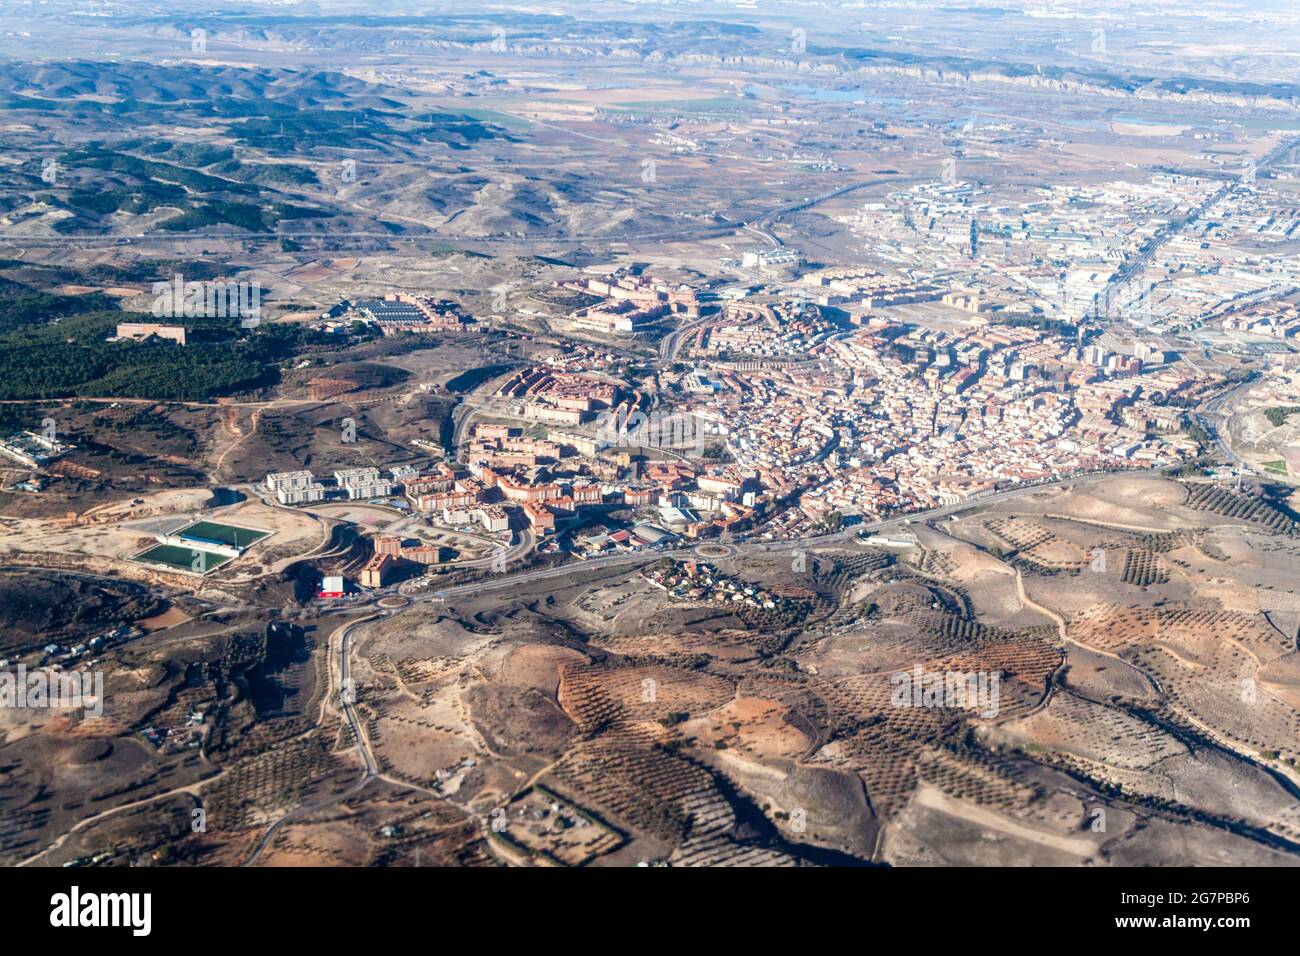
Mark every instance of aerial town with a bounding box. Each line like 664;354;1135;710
0;0;1298;919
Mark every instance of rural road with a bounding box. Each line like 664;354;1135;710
241;612;381;866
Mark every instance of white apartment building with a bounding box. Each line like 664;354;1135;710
265;470;327;503
266;470;315;492
334;467;395;500
277;483;326;505
474;506;510;533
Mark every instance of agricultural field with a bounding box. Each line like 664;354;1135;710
3;0;1300;883
248;475;1296;867
6;461;1300;869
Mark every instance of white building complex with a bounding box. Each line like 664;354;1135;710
333;467;395;500
266;470;327;505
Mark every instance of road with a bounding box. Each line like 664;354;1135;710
241;613;381;866
1195;373;1262;475
336;615;379;775
1100;135;1300;308
741;222;782;250
426;468;1154;600
743;176;905;231
454;526;534;572
3;175;914;252
658;315;713;363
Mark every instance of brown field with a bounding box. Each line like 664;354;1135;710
8;469;1300;867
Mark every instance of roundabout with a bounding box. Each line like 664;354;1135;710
693;542;735;559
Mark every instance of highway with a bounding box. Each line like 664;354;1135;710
3;176;914;252
1100;135;1300;307
425;468;1154;600
743;177;906;231
1194;373;1261;475
658;315;713;363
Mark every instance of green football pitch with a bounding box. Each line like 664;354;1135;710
177;520;269;550
135;544;231;573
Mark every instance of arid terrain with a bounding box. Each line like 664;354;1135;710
6;473;1299;867
2;0;1300;875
